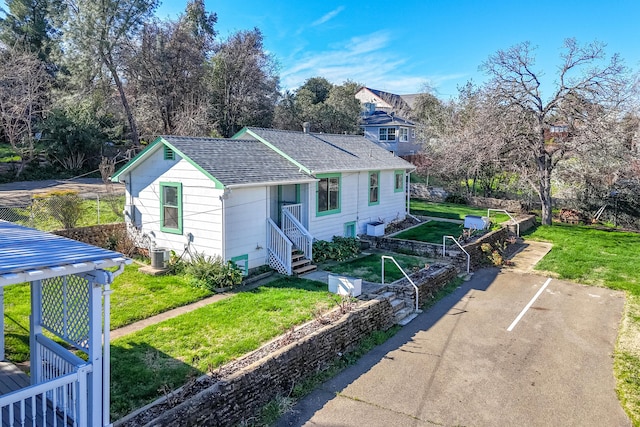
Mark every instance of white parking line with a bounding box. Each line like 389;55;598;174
507;278;552;332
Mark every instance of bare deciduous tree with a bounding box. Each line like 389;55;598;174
0;47;50;176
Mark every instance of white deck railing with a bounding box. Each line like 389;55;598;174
0;365;90;427
282;204;302;222
281;208;313;261
267;218;292;275
35;333;86;383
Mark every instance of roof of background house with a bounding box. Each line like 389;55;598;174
360;110;415;127
238;127;414;174
361;87;421;111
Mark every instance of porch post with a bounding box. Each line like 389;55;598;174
89;280;104;427
29;279;43;384
1;287;4;361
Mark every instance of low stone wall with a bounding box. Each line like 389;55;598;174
461;227;509;270
507;214;537;234
409;183;447;202
53;223;125;249
384;264;458;307
362;234;442;258
468;196;528;213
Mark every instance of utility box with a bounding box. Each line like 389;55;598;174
366;221;385;237
328;274;362;297
464;215;489;230
150;248;170;269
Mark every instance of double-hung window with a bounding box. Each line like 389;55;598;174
369;171;380;205
394;170;404;192
317;174;341;215
379;128;396;141
160;182;182;234
399;128;409;142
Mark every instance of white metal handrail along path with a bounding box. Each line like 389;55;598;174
281;208;313;261
381;255;420;312
266;218;293;275
442;236;470;274
487;208;519;236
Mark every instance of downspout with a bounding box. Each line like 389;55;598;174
407;171;420;222
103;264;123;427
220;189;229;261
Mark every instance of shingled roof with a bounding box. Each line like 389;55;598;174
239;127;414;174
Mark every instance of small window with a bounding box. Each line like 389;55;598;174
411;128;416;138
160;182;182;234
394;170;404;192
231;254;249;276
399;128;408;142
164;146;175;160
344;221;356;238
369;171;380;205
379;128;388;141
317;174;341;216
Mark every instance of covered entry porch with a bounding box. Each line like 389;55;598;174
0;221;130;427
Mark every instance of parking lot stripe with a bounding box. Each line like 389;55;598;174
507;278;552;332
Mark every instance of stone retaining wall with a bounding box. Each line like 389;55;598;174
53;223;125;249
382;264;458;307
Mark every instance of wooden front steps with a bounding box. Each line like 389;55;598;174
292;250;317;275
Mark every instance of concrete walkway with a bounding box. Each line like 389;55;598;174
504;240;553;274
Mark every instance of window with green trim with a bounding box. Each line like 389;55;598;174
317;174;341;215
344;221;356;238
394;170;404;192
160;182;182;234
231;254;249;276
164;146;175;160
369;171;380;205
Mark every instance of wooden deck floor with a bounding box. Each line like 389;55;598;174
0;362;29;395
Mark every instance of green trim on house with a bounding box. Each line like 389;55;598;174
236;128;313;175
111;137;225;190
344;221;356;238
368;171;380;206
316;173;341;217
394;170;405;192
160;182;183;234
230;254;249;276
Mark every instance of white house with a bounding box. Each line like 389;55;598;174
111;127;414;275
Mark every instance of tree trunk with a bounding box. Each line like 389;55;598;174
538;154;553;225
103;53;140;146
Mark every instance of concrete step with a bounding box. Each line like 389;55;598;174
390;297;405;313
380;291;396;301
398;310;421;326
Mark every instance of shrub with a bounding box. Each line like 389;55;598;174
444;193;468;204
313;236;360;263
33;190;84;229
185;252;243;291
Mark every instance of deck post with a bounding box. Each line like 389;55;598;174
0;287;4;361
89;280;104;427
29;279;43;385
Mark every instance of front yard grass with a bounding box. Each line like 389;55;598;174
410;199;511;224
2;264;213;363
322;252;432;283
110;277;341;419
526;224;640;425
393;220;464;243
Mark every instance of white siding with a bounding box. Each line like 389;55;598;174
308;170;407;241
224;186;270;270
124;146;223;258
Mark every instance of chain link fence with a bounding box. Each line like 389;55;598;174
0;192;125;232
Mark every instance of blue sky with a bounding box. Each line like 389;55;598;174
2;0;638;98
153;0;640;98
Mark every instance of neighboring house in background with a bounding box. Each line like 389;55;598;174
355;87;420;114
360;109;423;156
111;127;414;276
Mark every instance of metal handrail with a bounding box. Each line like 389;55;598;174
487;208;519;236
442;235;470;274
381;255;419;311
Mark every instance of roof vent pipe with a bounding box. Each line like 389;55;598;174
302;122;311;133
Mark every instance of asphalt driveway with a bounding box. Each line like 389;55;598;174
277;268;629;426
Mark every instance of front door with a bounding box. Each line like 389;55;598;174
274;184;299;226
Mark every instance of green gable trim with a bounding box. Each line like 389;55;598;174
111;137;225;190
240;128;312;175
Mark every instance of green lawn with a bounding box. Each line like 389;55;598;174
393;220;464;243
410;199;511;224
323;253;432;283
110;277;340;418
2;264;213;363
526;224;640;425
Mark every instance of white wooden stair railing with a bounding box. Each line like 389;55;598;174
267;218;292;275
281;207;313;261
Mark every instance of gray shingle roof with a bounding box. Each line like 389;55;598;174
361;111;415;126
161;136;314;186
244;128;414;174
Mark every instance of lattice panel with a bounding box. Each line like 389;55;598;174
268;251;288;275
42;275;90;350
